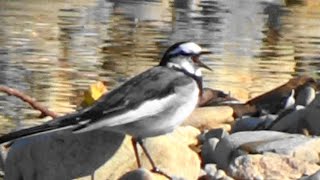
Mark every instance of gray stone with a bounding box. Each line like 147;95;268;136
270;93;320;135
232;114;279;132
213;131;320;170
119;168;153;180
296;86;316;106
232;117;268;132
201;138;220;164
270;108;306;133
200;128;229;164
204;128;229;140
304;106;320;135
309;93;320;108
4;129;125;180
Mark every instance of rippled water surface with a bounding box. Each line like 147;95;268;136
0;0;320;132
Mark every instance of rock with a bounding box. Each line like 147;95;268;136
200;164;234;180
88;136;139;180
231;114;277;133
204;128;229;141
83;126;201;180
308;92;320;107
139;126;201;180
5;130;126;180
295;85;316;106
228;153;320;180
269;108;306;133
204;164;218;176
213;131;320;170
5;126;201;180
201;128;229;164
201;138;220;164
246;76;317;114
232;117;269;132
183;106;234;131
118;168;166;180
300;169;320;180
270;93;320;135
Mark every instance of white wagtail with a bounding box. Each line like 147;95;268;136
0;42;212;177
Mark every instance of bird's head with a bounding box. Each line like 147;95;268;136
159;42;212;77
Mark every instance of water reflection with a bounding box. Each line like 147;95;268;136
0;0;320;132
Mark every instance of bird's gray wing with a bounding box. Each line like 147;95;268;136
0;66;193;143
72;66;194;132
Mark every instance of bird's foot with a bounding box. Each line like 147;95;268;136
151;167;172;179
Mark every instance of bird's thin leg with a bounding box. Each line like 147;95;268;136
137;138;172;179
131;138;141;168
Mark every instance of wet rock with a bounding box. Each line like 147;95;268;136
183;106;234;131
228;153;320;180
213;131;320;170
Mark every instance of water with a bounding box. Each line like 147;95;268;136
0;0;320;132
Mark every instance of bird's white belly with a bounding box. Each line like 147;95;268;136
115;81;199;138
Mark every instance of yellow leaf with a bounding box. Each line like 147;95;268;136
82;81;108;107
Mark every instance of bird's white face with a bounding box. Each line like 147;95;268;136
164;42;211;77
167;57;202;77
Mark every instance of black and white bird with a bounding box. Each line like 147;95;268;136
0;42;212;177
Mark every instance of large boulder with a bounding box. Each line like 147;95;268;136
5;130;125;180
4;126;201;180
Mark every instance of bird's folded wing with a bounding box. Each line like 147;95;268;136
0;67;192;143
72;67;193;132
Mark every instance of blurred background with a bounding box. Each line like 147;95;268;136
0;0;320;133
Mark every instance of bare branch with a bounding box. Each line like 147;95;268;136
0;86;58;118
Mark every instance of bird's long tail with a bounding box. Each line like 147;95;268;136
0;113;81;144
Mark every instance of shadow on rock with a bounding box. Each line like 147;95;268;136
4;130;125;180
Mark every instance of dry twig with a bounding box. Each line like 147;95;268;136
0;86;58;118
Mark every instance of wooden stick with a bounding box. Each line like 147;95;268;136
0;86;58;118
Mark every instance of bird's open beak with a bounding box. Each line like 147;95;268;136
197;60;212;71
195;50;212;71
